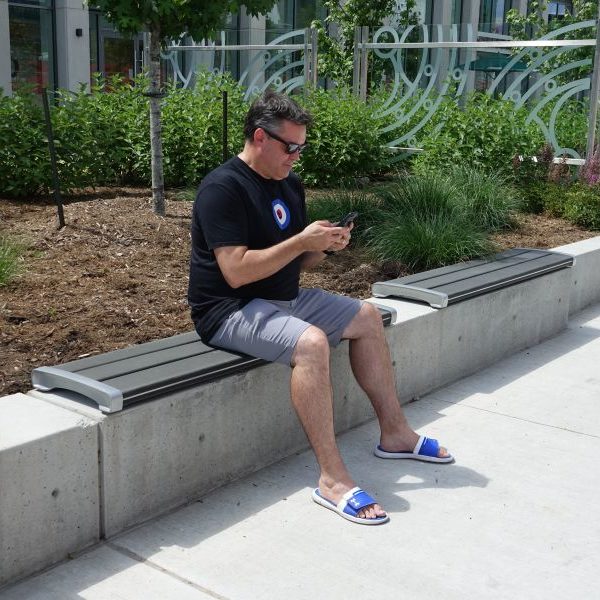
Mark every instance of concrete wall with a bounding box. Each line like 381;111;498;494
1;236;600;588
0;0;12;96
555;237;600;316
0;394;100;586
54;0;91;92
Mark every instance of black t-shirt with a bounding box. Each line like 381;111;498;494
188;156;307;342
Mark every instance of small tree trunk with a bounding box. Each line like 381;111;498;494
148;28;165;216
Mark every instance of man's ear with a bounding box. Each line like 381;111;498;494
253;127;267;144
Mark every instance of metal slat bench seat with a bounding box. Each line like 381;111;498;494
371;248;574;308
31;306;394;414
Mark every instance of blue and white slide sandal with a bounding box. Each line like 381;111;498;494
312;487;389;525
374;435;454;463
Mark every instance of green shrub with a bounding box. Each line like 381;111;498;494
517;180;546;214
161;71;247;187
51;76;147;190
539;99;588;156
0;92;50;196
413;93;543;175
0;82;420;196
541;182;569;217
562;186;600;229
297;87;390;187
367;173;492;270
0;235;24;286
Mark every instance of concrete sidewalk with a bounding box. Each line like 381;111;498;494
2;303;600;600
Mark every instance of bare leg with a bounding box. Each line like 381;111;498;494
290;326;385;519
343;303;450;457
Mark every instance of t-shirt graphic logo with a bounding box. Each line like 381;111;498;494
271;199;290;230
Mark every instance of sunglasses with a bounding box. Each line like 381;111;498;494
262;128;308;154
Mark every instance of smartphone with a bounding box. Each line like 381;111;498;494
335;211;358;228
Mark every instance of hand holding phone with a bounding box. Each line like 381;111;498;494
335;211;358;228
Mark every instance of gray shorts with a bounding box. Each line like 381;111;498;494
209;288;363;366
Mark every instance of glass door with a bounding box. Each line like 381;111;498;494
90;13;143;83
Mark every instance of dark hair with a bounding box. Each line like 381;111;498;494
243;89;312;140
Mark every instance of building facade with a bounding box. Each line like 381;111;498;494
0;0;576;96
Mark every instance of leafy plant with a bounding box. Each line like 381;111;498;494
541;181;570;216
413;93;543;175
49;76;147;191
538;99;589;156
0;91;50;196
506;1;597;85
297;87;390;186
311;0;419;86
562;185;600;229
161;71;247;187
0;235;25;286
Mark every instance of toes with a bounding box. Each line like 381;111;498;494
358;503;386;520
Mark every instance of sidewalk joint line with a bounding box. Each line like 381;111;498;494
106;541;232;600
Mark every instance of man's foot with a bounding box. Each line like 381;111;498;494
317;479;386;521
375;435;454;463
312;487;389;525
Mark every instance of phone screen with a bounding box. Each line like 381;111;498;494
337;211;358;227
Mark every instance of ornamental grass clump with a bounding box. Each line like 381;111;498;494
367;173;492;272
0;236;24;287
444;166;522;231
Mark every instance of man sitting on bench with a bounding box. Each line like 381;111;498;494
188;90;453;526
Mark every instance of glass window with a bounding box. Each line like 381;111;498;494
89;12;99;76
9;3;55;93
9;0;52;7
479;0;513;35
548;1;572;22
294;0;326;28
453;0;463;25
266;0;294;42
221;11;240;78
88;12;138;83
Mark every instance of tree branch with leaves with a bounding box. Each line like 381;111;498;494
90;0;276;215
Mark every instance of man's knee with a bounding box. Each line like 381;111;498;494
291;326;330;367
362;301;384;327
345;302;384;339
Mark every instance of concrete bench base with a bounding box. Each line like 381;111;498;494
2;235;600;589
0;394;99;586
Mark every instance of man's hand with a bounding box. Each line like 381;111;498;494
299;220;352;253
214;221;354;288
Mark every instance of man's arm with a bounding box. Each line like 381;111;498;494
214;221;347;288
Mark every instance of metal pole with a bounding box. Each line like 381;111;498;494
222;90;228;163
360;26;369;101
311;27;318;86
304;28;310;96
586;5;600;158
352;26;361;96
41;89;65;229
